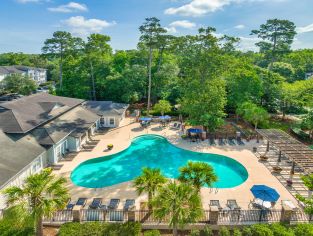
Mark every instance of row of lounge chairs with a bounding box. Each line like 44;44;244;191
67;198;135;211
210;199;241;211
208;137;245;146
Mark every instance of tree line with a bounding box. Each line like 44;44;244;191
0;17;313;131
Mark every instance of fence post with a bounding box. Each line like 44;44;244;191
72;206;82;222
209;206;219;224
280;204;293;224
128;208;136;222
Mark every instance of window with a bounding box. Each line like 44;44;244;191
31;157;42;174
100;117;105;125
109;118;115;125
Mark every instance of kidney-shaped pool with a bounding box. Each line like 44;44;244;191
71;134;248;188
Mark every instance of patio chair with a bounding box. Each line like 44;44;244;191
209;200;222;210
228;137;236;146
218;138;225;146
108;199;120;210
89;198;103;209
76;198;87;207
66;198;75;210
227;199;241;210
124;199;135;211
281;200;298;211
175;123;181;130
236;137;245;145
209;138;216;146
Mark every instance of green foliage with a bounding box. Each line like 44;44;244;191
219;226;230;236
301;174;313;190
151;182;203;235
249;224;274;236
3;168;69;236
144;229;161;236
271;62;295;81
153;99;172;116
237;102;269;129
133;167;167;210
293;224;313;236
178;161;218;191
301;111;313;138
296;194;313;216
190;229;201;236
233;228;242;236
58;222;141;236
270;223;294;236
0;74;37;95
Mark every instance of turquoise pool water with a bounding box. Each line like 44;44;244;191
71;135;248;188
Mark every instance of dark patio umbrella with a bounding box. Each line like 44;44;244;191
250;185;280;202
139;117;152;121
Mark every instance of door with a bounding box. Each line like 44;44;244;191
100;117;106;127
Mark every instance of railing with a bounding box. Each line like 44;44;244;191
42;209;313;225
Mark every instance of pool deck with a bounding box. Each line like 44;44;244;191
55;118;299;210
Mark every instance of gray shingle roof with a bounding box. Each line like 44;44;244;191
83;101;129;116
0;130;46;188
0;66;46;75
31;106;100;145
0;93;84;133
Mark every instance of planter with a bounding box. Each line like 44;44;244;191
286;179;293;187
260;155;269;161
181;135;187;140
107;144;113;150
272;166;283;174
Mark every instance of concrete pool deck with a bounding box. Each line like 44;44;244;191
54;118;299;210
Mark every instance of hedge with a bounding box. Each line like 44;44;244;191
58;222;141;236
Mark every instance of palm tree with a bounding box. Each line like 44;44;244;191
151;181;203;236
3;168;69;236
133;167;167;210
178;161;218;191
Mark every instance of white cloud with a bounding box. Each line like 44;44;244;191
297;23;313;34
238;36;259;51
165;27;177;34
48;2;88;13
164;0;286;17
63;16;116;36
234;24;245;29
169;20;196;29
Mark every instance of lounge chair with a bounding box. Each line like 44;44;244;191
227;199;240;210
66;198;75;210
175;123;181;130
89;198;103;209
124;199;135;211
76;198;87;207
108;199;120;210
209;200;222;210
281;200;298;211
228;138;236;146
236;137;244;145
218;138;225;146
209;138;216;146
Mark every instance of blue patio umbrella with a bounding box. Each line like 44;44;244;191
250;185;280;202
188;128;203;134
159;115;171;120
139;117;152;121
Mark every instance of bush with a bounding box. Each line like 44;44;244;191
219;226;230;236
58;222;141;236
270;223;294;236
144;230;161;236
190;229;200;236
249;225;273;236
233;228;242;236
293;224;313;236
202;226;213;236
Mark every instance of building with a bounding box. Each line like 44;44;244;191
0;93;128;208
83;101;129;128
0;65;47;84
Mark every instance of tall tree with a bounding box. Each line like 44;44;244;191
178;161;218;192
85;34;112;100
133;167;167;210
251;19;297;68
1;74;37;95
42;31;83;90
3;168;69;236
151;182;203;236
153;99;171;116
139;17;167;114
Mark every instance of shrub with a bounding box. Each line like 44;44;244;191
242;227;252;236
190;229;200;236
219;226;230;236
249;224;273;236
270;223;294;236
233;228;242;236
58;222;141;236
144;230;161;236
202;226;213;236
293;224;313;236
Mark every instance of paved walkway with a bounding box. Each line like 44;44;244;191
55;119;299;210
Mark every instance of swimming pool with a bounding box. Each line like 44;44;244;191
71;134;248;188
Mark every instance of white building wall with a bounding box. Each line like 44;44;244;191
0;152;48;209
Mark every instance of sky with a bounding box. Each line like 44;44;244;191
0;0;313;53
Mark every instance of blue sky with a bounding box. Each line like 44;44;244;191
0;0;313;53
